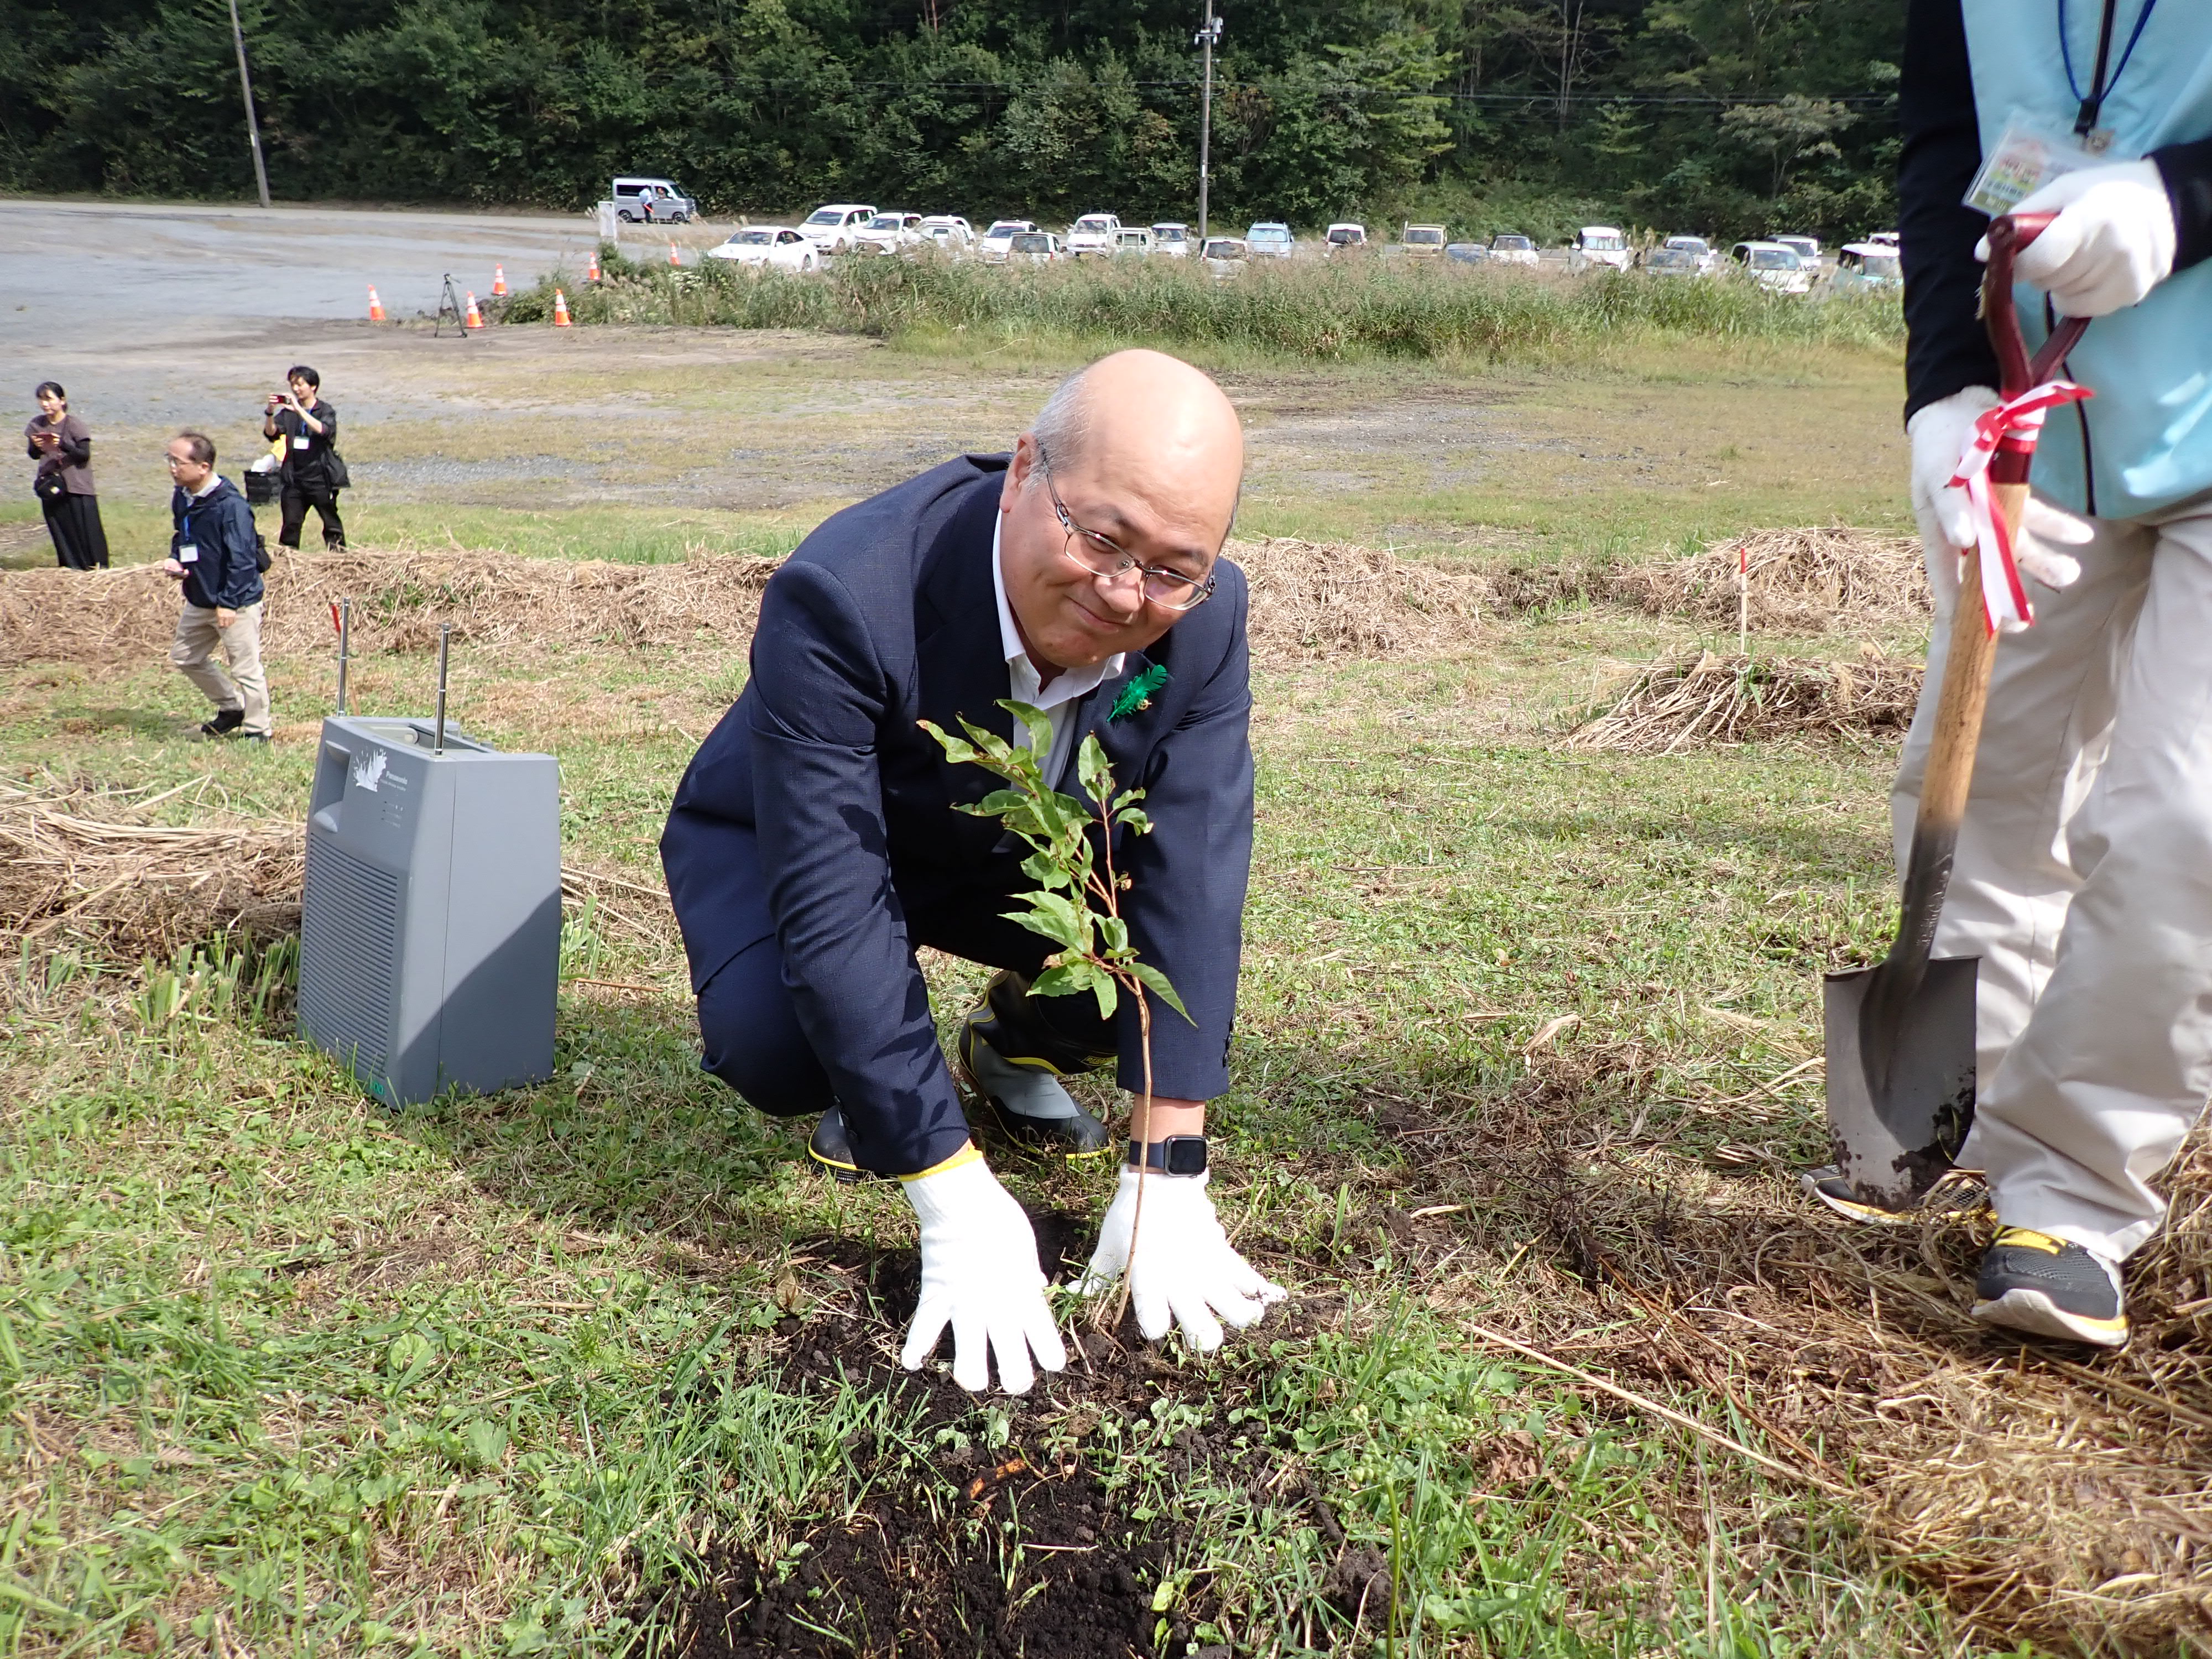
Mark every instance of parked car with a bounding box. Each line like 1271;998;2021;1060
799;204;878;254
606;176;697;223
1730;241;1814;295
853;211;926;255
1066;213;1122;257
1771;234;1823;271
1832;241;1903;291
1151;222;1191;259
978;220;1037;264
1114;227;1156;257
1324;222;1369;254
1008;231;1065;264
917;215;973;254
1488;233;1539;266
1640;246;1706;278
1662;234;1714;271
1246;222;1296;258
1571;226;1631;271
1201;237;1246;276
1867;229;1901;249
1444;242;1490;265
705;226;820;272
1400;223;1447;257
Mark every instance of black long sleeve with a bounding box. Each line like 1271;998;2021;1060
1901;0;2000;423
2154;135;2212;273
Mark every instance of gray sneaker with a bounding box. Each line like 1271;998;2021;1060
1971;1227;2128;1347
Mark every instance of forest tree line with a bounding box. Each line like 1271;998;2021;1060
1;1;1902;240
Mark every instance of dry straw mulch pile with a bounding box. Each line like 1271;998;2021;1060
0;548;782;670
0;776;681;969
1;540;1496;672
1374;1047;2212;1653
1570;650;1923;753
0;777;304;959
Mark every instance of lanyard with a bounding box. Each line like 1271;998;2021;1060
2060;0;2159;139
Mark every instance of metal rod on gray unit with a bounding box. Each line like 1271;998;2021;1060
335;598;351;714
434;624;451;753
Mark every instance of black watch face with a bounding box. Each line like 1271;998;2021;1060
1161;1135;1208;1176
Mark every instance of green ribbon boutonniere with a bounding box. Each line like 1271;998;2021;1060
1108;664;1169;723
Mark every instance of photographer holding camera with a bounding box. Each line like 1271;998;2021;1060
261;365;347;552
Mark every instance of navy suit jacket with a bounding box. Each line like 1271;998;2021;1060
660;454;1255;1173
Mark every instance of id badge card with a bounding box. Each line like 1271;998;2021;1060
178;544;199;564
293;435;311;450
1965;109;2120;216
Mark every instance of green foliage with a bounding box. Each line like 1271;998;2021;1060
921;700;1188;1028
1;1;1900;239
526;249;1901;362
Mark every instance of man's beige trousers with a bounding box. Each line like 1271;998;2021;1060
1892;494;2212;1263
170;602;270;737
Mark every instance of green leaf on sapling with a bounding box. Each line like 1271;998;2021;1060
1129;961;1192;1024
1115;807;1154;834
1020;851;1074;890
1097;915;1129;953
1077;735;1114;801
917;720;980;765
1008;891;1088;951
1001;698;1055;758
1031;961;1103;1000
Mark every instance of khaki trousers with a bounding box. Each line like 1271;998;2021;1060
170;602;270;737
1891;492;2212;1262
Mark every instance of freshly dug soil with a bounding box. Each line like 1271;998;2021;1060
665;1209;1316;1658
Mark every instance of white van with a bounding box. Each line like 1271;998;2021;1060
1572;226;1630;271
798;204;879;254
606;177;697;223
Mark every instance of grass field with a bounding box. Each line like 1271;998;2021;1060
4;320;2203;1658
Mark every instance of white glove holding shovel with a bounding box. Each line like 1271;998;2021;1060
1978;158;2176;319
899;1151;1066;1395
1907;387;2095;630
1079;1168;1286;1350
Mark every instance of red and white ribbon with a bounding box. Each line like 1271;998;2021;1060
1947;381;2093;634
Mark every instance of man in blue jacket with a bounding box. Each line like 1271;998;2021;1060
1807;1;2212;1348
661;349;1284;1394
163;431;270;742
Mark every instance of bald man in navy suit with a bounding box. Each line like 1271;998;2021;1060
661;351;1284;1395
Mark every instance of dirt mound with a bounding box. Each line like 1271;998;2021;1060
1568;650;1921;752
663;1213;1322;1657
0;547;781;669
1232;536;1487;659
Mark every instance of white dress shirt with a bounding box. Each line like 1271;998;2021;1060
991;516;1124;787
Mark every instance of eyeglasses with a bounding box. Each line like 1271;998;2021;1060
1036;446;1216;612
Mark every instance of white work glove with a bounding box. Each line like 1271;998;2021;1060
900;1153;1066;1395
1078;1168;1287;1350
1907;386;2094;625
1976;159;2176;317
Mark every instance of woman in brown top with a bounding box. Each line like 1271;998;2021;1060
25;382;109;571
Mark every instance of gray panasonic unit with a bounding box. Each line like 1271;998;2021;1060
299;714;561;1107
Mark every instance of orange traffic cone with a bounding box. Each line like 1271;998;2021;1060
464;291;484;330
667;241;681;267
552;289;572;327
586;249;601;282
491;263;508;298
367;285;385;322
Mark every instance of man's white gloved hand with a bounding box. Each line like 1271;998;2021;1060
1079;1168;1287;1350
1976;159;2176;317
900;1152;1066;1395
1906;385;2094;622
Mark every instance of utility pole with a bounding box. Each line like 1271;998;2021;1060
1195;2;1222;243
226;0;273;208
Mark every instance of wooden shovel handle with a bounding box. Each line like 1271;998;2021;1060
1892;481;2025;968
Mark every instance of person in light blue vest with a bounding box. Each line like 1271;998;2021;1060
1804;0;2212;1348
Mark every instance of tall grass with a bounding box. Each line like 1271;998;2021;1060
508;247;1903;362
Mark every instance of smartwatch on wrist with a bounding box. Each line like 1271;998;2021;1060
1126;1134;1208;1176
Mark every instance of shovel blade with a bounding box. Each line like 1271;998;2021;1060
1823;956;1978;1212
